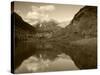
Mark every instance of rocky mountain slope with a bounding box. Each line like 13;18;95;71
11;12;36;41
54;6;97;41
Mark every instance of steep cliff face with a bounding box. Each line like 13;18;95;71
64;6;97;40
11;12;36;41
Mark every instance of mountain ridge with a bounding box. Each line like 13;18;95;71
11;12;36;41
54;6;97;41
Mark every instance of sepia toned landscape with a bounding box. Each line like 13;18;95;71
11;1;97;74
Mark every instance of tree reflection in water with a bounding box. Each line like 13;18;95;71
15;53;78;73
14;39;97;73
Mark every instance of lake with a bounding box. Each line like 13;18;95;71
14;38;97;73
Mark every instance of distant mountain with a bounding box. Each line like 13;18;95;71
55;6;97;41
11;12;36;41
34;20;62;38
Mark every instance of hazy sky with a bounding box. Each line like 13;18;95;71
14;1;84;26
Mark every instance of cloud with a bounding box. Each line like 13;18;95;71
27;12;40;19
40;5;55;12
25;5;55;25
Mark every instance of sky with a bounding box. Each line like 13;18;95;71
14;1;84;27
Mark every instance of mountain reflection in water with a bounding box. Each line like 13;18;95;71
14;39;97;73
15;53;78;73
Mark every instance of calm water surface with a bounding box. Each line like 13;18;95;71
14;39;96;73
